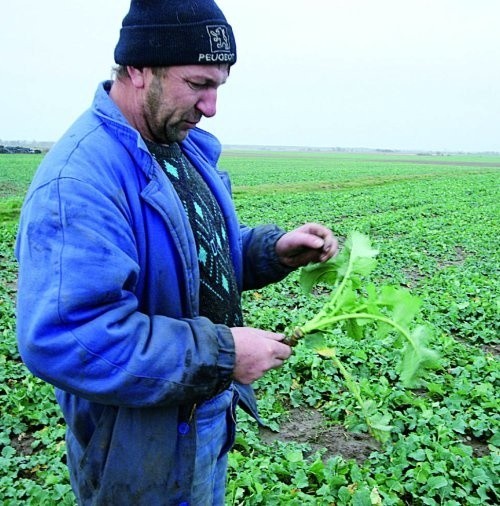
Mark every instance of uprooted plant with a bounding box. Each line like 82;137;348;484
285;231;440;442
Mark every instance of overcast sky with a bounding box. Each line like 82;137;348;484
1;1;499;152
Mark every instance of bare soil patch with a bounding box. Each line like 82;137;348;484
259;407;379;464
438;246;467;269
10;431;37;456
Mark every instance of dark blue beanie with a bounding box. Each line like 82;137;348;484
114;0;237;67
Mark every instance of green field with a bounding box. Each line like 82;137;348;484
0;151;499;505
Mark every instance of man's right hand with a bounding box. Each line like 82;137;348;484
230;327;292;384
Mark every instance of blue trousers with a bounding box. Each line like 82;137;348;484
191;386;238;505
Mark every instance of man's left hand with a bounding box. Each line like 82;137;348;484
275;223;338;268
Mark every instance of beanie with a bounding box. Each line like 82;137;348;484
114;0;237;67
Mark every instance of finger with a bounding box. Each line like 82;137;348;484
319;236;338;261
306;226;338;260
271;358;285;369
303;225;337;255
275;342;293;360
302;222;332;240
292;232;325;251
265;332;285;342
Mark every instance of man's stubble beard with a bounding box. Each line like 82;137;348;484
144;75;182;145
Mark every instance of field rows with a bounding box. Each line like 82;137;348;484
0;152;499;505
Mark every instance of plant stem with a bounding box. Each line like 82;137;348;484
299;312;419;353
326;251;355;314
328;346;384;441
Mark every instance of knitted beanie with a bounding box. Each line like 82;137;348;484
114;0;237;67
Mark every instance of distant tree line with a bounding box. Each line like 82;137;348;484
0;145;42;154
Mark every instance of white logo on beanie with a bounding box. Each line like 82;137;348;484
206;25;231;53
198;25;235;63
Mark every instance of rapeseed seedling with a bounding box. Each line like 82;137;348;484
287;232;440;441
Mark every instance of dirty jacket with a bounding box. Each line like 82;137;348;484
15;81;291;505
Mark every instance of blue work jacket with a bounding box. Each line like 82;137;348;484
15;81;291;505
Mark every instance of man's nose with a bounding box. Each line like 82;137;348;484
196;89;218;118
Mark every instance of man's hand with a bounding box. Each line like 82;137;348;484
231;327;292;384
275;223;338;268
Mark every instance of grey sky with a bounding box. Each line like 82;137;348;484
1;0;499;152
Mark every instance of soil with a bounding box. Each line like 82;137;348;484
10;431;37;456
259;407;492;462
259;407;379;464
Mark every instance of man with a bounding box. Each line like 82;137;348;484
15;1;338;504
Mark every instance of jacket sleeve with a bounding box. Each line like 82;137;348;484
15;177;234;408
239;223;295;290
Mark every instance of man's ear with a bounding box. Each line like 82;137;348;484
127;66;148;89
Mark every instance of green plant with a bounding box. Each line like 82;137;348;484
287;232;440;442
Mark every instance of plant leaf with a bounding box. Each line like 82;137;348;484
351;256;378;277
299;259;340;294
302;332;336;358
302;332;327;350
378;285;421;327
399;325;440;387
346;231;379;277
345;318;364;340
347;231;380;260
367;411;394;442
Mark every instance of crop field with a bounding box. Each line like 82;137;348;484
0;151;499;505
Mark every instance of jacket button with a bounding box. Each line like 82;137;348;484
178;422;190;435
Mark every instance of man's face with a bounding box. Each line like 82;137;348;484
143;64;229;144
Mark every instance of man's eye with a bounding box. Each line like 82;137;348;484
188;81;206;90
